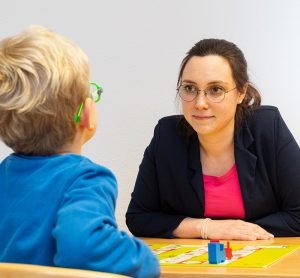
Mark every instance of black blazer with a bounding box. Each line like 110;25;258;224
126;106;300;237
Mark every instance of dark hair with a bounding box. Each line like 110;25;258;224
177;38;261;133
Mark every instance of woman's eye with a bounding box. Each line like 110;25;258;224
183;85;196;93
208;86;224;95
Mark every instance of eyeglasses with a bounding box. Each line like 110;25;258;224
177;83;236;103
74;82;103;123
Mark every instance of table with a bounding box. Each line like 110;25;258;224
141;237;300;278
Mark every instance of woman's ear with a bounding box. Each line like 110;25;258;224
238;83;248;103
78;98;96;131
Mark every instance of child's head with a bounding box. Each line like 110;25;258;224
0;25;91;155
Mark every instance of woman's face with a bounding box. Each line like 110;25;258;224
180;55;245;138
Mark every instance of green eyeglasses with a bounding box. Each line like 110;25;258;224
74;82;103;124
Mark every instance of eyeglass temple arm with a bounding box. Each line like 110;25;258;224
74;102;84;123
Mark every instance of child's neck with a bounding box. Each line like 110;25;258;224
56;127;93;155
56;143;81;155
56;131;84;155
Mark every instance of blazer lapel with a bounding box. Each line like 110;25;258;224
188;133;205;214
234;123;257;220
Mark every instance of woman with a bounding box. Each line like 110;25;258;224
126;39;300;240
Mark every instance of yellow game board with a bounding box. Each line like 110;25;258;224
149;243;299;268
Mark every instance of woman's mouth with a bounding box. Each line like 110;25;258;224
192;115;214;120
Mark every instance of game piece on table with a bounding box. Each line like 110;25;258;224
208;240;226;264
225;241;233;260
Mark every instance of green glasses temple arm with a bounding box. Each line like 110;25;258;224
74;101;84;124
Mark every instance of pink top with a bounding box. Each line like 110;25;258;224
203;164;245;219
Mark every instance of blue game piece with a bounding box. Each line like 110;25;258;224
208;241;226;264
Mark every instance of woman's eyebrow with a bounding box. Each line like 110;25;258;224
182;79;230;86
181;79;197;84
207;80;230;86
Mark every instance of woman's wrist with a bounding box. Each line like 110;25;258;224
198;218;211;239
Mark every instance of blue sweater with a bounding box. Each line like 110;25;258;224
0;153;159;278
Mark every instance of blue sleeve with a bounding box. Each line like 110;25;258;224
52;165;160;278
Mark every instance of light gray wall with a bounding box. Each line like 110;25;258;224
1;0;299;231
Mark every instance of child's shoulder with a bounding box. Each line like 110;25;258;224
2;153;116;185
56;154;116;181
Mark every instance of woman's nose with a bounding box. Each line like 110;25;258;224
194;93;209;110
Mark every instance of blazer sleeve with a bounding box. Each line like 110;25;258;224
253;109;300;236
126;120;186;238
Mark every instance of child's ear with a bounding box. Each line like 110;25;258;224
78;98;95;131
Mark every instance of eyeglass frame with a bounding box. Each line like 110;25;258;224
177;83;237;103
74;82;103;124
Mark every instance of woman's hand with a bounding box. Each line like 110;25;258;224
207;219;274;240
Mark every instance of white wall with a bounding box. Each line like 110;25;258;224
1;0;299;231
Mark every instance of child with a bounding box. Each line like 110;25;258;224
0;26;159;278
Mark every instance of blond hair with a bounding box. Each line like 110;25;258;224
0;25;90;155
